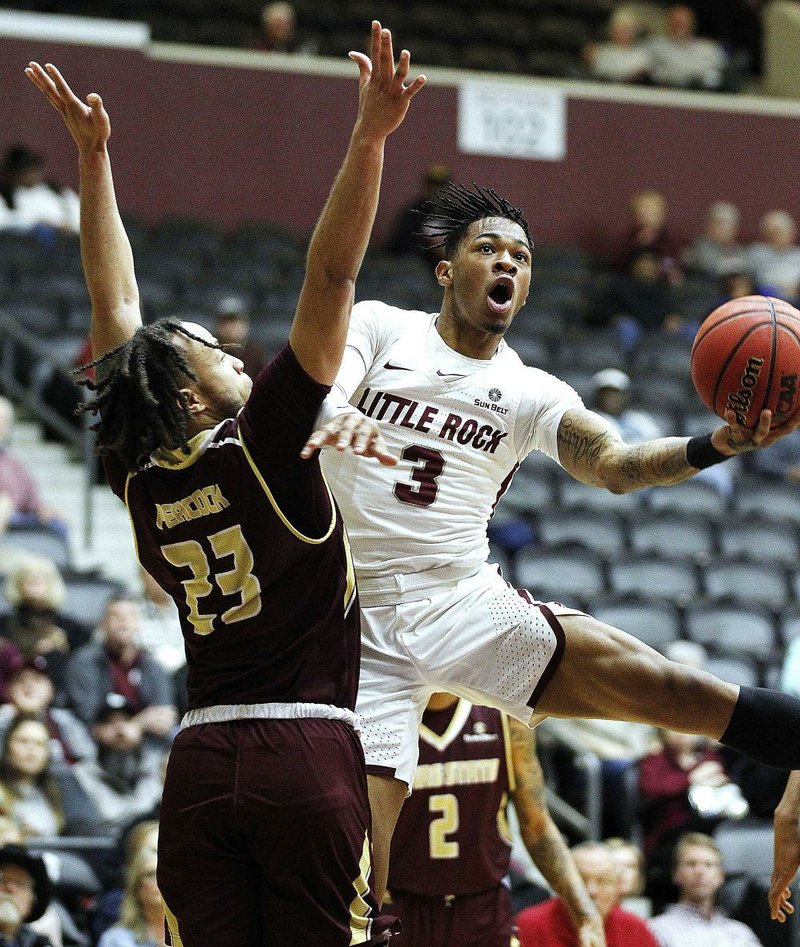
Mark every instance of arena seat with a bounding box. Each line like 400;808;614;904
646;478;728;518
590;593;682;651
702;557;790;610
628;510;716;561
514;542;605;603
683;600;777;662
606;552;700;603
536;507;626;557
718;518;799;565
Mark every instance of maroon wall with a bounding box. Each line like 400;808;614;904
3;32;800;255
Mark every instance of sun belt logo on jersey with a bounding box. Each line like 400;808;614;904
474;388;508;415
464;720;499;742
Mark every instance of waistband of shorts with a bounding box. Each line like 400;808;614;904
356;562;477;607
181;702;361;731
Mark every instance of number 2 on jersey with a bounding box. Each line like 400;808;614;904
394;445;446;508
429;793;459;859
161;524;262;635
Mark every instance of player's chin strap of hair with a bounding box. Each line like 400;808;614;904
721;686;800;769
686;433;730;469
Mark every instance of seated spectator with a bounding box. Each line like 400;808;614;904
516;842;659;946
0;659;95;767
749;426;800;483
0;398;69;546
645;4;727;91
612;190;681;282
606;837;651;918
0;843;54;947
638;730;747;909
0;145;79;236
92;820;159;942
596;249;684;349
385;163;452;258
718;271;756;303
583;8;650;84
649;832;763;946
64;597;177;748
1;559;90;694
590;369;665;442
252;2;318;55
746;210;800;301
70;696;165;840
0;714;65;839
212;297;268;381
681;202;749;279
134;568;184;673
97;848;162;947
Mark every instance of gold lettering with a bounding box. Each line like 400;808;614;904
155;485;231;529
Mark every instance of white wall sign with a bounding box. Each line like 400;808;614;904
458;82;567;161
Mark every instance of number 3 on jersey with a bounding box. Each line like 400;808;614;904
394;445;446;508
161;524;262;635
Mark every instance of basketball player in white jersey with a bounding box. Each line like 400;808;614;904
303;183;800;906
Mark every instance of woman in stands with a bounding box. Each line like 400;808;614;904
97;847;163;947
0;712;64;838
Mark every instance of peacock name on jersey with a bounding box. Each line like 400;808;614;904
355;388;507;454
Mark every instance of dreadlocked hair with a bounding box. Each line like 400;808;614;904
417;181;534;258
74;319;220;473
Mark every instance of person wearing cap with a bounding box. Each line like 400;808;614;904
0;144;79;235
70;695;164;840
0;843;53;947
0;659;95;767
212;298;268;380
590;369;664;444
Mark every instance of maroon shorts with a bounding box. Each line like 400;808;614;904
157;717;398;946
388;884;516;947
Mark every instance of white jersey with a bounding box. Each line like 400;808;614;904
320;300;583;580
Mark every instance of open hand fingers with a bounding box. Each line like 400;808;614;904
770;882;793;922
24;61;64;111
348;51;372;86
353;423;398;465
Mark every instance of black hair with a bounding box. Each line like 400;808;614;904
417;181;534;258
75;319;220;474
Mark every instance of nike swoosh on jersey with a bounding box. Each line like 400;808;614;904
436;370;467;378
384;362;414;371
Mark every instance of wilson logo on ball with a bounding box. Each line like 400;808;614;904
725;356;763;426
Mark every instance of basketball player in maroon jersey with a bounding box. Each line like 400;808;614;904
387;694;603;947
25;24;424;946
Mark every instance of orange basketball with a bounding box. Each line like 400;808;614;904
690;295;800;430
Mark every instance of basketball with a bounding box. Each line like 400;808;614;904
690;295;800;430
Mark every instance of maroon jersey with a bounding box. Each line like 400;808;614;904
104;345;360;712
389;701;514;897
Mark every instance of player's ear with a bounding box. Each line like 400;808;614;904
435;259;453;288
179;387;206;415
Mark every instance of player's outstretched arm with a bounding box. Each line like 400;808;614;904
557;406;800;494
509;720;606;947
24;63;141;360
289;21;425;386
771;771;800;923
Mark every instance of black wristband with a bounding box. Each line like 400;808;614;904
686;433;730;469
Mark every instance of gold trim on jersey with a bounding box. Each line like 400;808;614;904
149;428;217;470
496;789;513;846
123;472;142;563
500;712;516;794
162;898;184;947
348;831;374;945
419;698;473;753
238;421;337;545
342;524;357;616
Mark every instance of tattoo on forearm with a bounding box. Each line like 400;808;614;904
617;440;693;487
557;417;608;469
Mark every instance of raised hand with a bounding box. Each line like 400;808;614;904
711;408;800;456
301;412;398;466
24;62;110;154
349;20;426;141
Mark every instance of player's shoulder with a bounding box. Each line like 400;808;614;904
499;340;578;390
353;298;435;328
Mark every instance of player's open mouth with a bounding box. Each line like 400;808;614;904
487;276;514;314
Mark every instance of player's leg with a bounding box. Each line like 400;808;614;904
368;773;410;905
535;610;800;770
158;725;264;946
241;718;399;946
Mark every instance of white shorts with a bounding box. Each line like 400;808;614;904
355;561;582;788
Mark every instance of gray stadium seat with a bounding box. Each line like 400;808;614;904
607;553;700;604
732;478;800;527
702;558;790;609
684;601;777;662
591;594;681;651
628;511;715;561
646;479;728;518
718;519;800;565
514;542;605;604
60;574;125;628
536;508;625;557
2;525;71;570
703;654;760;687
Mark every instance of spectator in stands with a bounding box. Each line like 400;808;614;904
649;832;763;946
0;659;95;767
606;838;651;917
92;821;159;942
681;202;748;279
0;145;79;237
596;248;684;350
70;696;165;840
0;714;64;839
645;4;727;91
253;2;318;55
748;426;800;483
385;162;452;258
134;568;183;673
64;597;177;748
613;190;681;282
516;841;659;946
1;559;90;694
97;848;162;947
590;368;664;442
212;296;268;381
0;398;69;544
746;210;800;301
0;843;53;947
583;8;651;84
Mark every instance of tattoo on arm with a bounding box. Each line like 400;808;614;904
509;721;597;922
